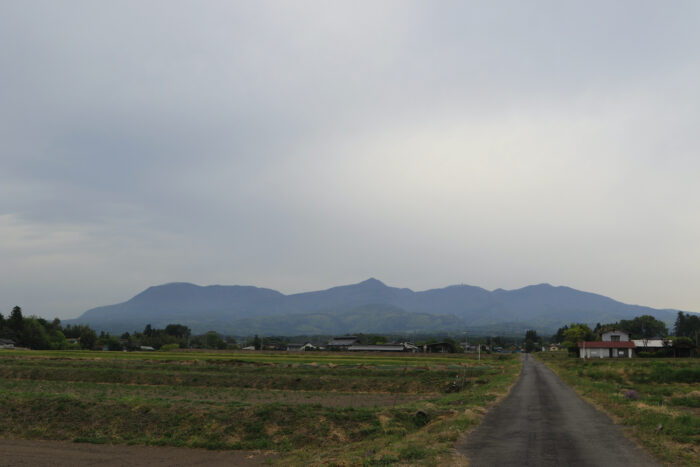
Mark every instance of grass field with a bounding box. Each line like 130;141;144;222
536;352;700;466
0;349;521;466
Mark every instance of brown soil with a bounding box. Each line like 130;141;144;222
0;439;276;466
234;391;428;407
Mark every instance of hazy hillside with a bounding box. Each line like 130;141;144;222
66;278;685;336
226;304;465;336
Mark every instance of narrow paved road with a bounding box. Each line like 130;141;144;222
458;354;660;467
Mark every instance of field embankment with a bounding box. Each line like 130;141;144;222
536;352;699;466
0;350;520;466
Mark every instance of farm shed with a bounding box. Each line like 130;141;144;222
424;342;453;353
327;336;359;350
631;339;668;349
286;342;317;351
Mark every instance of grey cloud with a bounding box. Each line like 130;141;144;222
1;1;699;318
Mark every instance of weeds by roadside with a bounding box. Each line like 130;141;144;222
536;352;699;466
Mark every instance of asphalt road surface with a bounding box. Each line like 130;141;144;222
458;354;660;467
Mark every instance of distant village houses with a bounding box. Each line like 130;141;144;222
300;336;420;353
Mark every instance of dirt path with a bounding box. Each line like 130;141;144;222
457;354;660;467
0;439;276;466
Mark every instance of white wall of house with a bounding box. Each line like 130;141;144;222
579;348;606;358
579;347;633;358
601;330;630;342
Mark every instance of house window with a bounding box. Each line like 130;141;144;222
610;335;620;342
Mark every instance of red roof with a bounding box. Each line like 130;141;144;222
578;341;635;348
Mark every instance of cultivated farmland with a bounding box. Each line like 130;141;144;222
0;350;520;466
536;352;700;466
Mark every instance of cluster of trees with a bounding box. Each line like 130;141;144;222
117;324;193;351
0;306;238;351
524;330;543;353
0;306;97;350
674;312;700;343
118;325;237;351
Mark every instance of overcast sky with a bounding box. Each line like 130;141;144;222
2;1;700;320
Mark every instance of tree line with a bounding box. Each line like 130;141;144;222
0;306;236;351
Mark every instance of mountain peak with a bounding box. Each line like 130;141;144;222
358;278;386;287
69;278;684;336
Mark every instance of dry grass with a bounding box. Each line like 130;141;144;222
536;352;700;467
0;351;522;466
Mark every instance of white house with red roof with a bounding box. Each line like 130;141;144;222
578;329;635;359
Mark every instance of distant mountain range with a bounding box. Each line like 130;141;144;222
65;278;687;336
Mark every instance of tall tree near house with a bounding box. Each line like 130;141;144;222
674;311;700;345
619;315;668;347
551;325;569;343
561;324;595;354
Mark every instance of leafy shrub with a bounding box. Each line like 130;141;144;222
670;396;700;408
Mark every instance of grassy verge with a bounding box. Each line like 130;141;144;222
0;350;521;466
536;352;699;466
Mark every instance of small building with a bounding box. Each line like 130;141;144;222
327;336;359;350
0;338;15;349
578;341;635;359
424;342;453;353
287;342;318;351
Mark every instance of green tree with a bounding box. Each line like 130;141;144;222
164;324;191;339
22;318;51;350
674;312;700;345
48;329;68;350
668;336;695;357
99;334;123;351
619;315;668;344
561;324;595;354
551;325;568;343
79;327;97;350
203;331;226;349
524;330;542;353
9;306;23;332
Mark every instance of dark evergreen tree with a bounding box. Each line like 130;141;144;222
9;306;23;332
